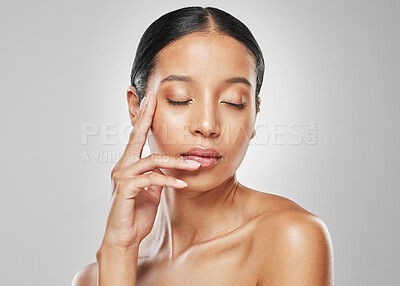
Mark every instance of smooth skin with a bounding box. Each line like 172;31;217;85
72;32;334;286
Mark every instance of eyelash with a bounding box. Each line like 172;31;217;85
227;102;246;109
167;99;246;109
167;99;192;106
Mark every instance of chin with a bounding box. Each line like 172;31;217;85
164;166;234;191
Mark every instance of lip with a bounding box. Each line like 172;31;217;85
181;146;222;167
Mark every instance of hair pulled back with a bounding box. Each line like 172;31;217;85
131;6;265;111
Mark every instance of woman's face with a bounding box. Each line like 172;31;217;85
146;32;258;191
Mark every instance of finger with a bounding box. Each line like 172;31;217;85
117;172;187;198
119;154;201;178
144;168;164;201
152;168;164;175
118;90;156;168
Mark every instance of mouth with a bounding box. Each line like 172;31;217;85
180;146;222;168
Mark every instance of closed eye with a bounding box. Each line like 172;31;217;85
167;99;246;109
167;99;192;106
223;102;246;109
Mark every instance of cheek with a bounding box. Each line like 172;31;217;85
148;106;185;155
220;115;254;169
222;113;254;146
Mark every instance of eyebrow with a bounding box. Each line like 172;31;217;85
160;75;193;83
160;75;252;88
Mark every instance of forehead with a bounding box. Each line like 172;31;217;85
150;32;256;88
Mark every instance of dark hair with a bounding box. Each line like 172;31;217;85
130;6;265;111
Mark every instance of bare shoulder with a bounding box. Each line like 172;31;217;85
238;184;309;218
242;187;334;285
71;262;97;286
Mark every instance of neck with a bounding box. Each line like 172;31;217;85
151;173;240;259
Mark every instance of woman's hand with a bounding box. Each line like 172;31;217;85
99;91;201;251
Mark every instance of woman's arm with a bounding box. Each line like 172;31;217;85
71;243;140;286
96;243;140;286
257;211;334;286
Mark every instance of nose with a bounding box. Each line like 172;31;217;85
189;100;221;138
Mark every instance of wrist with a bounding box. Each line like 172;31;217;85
97;241;141;260
96;241;140;286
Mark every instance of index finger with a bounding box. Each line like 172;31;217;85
118;90;156;168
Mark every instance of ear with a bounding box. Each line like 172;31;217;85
256;96;261;113
251;128;256;139
127;85;140;127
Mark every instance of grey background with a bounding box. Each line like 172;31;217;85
1;0;399;285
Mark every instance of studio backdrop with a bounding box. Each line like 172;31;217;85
0;0;399;285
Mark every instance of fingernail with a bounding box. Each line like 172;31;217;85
147;92;154;104
186;159;201;166
139;96;148;111
175;179;187;187
144;92;153;106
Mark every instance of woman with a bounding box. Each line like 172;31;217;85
73;6;334;286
